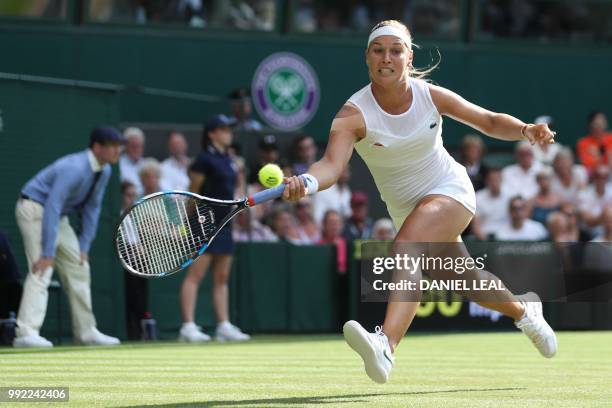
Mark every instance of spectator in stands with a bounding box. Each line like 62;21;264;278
546;212;570;243
248;134;279;184
576;111;612;175
578;164;612;239
459;134;488;191
372;218;396;241
550;147;588;204
343;191;373;241
591;205;612;242
495;196;548;241
560;202;590;242
119;127;146;195
139;158;161;195
291;134;317;175
228;87;263;133
528;167;562;225
293;198;321;244
312;165;352;224
270;208;302;244
471;167;509;241
502;141;542;199
318;210;347;274
13;126;123;348
233;209;277;242
179;114;250;343
160;131;191;191
532;116;561;167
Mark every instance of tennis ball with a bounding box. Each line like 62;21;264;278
258;163;284;188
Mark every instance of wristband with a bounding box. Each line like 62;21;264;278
302;173;319;195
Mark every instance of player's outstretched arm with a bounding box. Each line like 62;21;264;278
284;104;363;201
429;84;555;145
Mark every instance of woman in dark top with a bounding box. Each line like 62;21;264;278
178;114;250;342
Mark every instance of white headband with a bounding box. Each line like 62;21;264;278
367;26;412;49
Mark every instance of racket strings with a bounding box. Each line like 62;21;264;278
117;194;216;276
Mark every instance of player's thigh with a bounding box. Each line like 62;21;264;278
396;195;473;242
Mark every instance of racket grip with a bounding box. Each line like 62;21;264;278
248;175;317;206
249;183;286;205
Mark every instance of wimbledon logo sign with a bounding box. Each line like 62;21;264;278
251;52;320;131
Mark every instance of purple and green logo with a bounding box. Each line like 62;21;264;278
252;52;319;131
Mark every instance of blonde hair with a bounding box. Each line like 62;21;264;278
369;20;440;80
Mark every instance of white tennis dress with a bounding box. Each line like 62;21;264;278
348;78;476;230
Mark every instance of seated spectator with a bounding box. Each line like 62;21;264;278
270;208;302;244
248;134;279;185
550;147;588;204
312;165;352;224
495;196;548;241
139;158;162;196
501;141;542;199
233;209;277;242
459;134;488;191
591;205;612;242
343;191;374;241
546;212;570;243
578;164;612;238
294;198;321;244
317;210;347;274
531;116;561;167
471;167;509;241
528;167;562;225
228;87;263;133
559;202;591;243
160;131;191;191
291;134;317;175
119;127;146;196
576;111;612;176
372;218;396;241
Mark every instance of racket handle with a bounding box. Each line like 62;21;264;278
248;175;317;206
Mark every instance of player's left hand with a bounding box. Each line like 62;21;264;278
524;123;556;145
80;252;89;265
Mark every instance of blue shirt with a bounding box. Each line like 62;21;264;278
21;149;111;257
190;145;236;200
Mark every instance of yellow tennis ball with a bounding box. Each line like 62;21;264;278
258;163;284;188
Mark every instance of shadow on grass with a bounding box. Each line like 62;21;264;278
121;387;526;407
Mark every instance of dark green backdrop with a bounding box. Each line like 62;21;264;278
0;25;610;147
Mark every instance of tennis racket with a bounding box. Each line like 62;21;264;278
115;175;316;278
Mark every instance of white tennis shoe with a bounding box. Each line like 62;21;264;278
343;320;394;384
515;292;557;358
78;328;120;346
179;322;211;342
215;321;250;342
13;333;53;348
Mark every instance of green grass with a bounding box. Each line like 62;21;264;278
1;332;611;407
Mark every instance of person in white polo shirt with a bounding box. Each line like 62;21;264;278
472;167;510;241
502;141;543;200
496;196;549;241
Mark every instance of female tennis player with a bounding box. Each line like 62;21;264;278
283;20;557;383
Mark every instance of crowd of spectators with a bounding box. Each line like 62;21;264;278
467;111;612;243
119;108;612;256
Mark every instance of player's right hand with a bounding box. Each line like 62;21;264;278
282;175;306;202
